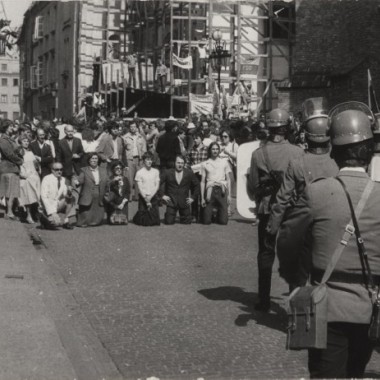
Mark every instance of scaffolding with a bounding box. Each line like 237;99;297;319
95;0;295;118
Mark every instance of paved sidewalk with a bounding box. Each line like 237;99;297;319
0;217;121;380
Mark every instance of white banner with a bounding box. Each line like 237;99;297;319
190;93;213;115
173;54;193;70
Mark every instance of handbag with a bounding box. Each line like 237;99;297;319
336;178;380;344
286;179;374;350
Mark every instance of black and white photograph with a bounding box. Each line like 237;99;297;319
1;0;380;378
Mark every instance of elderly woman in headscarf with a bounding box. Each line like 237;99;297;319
0;119;23;220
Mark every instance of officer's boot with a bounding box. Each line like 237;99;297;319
255;268;272;312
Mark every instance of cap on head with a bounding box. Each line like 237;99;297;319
328;102;374;146
266;108;290;128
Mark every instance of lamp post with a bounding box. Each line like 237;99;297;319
209;29;231;91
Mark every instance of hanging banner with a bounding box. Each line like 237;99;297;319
190;93;213;115
172;53;193;70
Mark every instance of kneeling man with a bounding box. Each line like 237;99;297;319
160;155;200;224
40;162;75;229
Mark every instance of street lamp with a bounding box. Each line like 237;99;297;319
209;29;231;91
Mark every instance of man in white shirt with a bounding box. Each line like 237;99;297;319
40;162;74;229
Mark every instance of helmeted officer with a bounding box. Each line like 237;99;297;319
248;108;304;311
277;101;380;378
268;98;339;238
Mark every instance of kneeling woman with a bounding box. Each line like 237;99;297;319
200;142;231;225
104;161;130;225
77;152;108;227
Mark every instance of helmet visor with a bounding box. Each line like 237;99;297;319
328;101;374;126
302;97;328;121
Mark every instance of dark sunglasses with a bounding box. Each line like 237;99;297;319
53;168;63;172
222;135;229;138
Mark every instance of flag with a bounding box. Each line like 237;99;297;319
76;105;87;122
368;69;380;114
172;53;193;70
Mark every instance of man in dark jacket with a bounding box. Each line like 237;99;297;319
56;124;84;183
30;128;54;178
160;155;200;224
156;119;181;171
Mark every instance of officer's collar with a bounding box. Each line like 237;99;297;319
308;146;330;155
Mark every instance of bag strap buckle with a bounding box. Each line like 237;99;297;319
341;224;355;246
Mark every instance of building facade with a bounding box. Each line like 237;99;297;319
0;52;20;120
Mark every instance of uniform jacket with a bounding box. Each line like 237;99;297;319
248;140;304;214
95;134;124;162
277;170;380;323
159;168;200;209
122;132;146;160
41;173;69;215
269;149;339;235
30;140;54;178
77;166;108;207
56;137;84;178
0;135;23;174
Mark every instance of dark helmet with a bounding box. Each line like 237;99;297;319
304;116;329;143
266;108;290;128
302;97;329;142
328;102;374;146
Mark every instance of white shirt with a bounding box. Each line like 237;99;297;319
111;138;119;160
90;167;100;185
201;157;231;185
135;167;160;197
41;174;68;215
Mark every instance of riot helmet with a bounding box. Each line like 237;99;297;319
302;97;329;143
328;102;374;146
266;108;290;128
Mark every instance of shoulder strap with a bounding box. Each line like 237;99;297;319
335;177;375;288
320;178;374;284
262;144;273;173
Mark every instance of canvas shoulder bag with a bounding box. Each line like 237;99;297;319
286;178;374;350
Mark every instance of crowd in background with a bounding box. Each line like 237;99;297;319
0;110;302;229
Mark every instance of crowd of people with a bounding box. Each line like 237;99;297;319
0;111;265;229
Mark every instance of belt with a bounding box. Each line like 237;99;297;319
312;269;380;285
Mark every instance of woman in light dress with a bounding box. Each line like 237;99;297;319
18;134;41;224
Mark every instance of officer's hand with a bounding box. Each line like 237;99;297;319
201;199;206;208
186;197;194;205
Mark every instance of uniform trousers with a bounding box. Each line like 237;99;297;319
164;204;192;225
203;187;228;225
308;322;374;378
257;214;275;306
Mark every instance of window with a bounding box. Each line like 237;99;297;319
30;66;37;89
1;64;7;72
12;95;18;104
13;78;18;87
1;111;8;118
1;78;7;86
33;16;44;40
13;112;19;121
0;94;8;103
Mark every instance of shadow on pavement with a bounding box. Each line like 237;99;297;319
198;286;287;333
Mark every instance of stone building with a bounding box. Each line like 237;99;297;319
277;0;380;113
0;51;20;120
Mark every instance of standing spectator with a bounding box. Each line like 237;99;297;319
40;162;75;230
160;155;200;225
104;161;130;225
155;59;168;93
202;127;213;148
189;131;208;222
133;152;160;226
123;120;147;200
18;134;41;224
96;121;124;174
56;124;84;184
76;152;108;227
0;120;23;220
81;127;99;167
200;142;231;225
156;119;181;171
30;128;54;178
219;128;238;176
